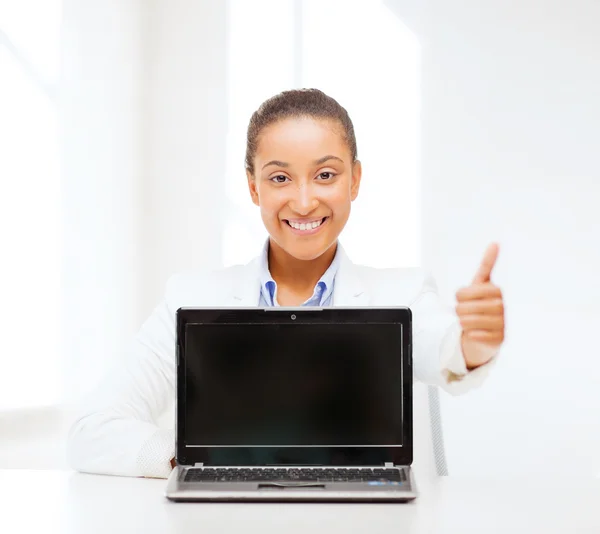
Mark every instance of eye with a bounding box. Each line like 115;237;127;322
270;175;290;184
317;171;336;180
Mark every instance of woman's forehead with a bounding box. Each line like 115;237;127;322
256;117;349;162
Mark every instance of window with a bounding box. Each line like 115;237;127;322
0;1;62;409
224;0;420;268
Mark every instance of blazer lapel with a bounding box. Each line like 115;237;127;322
332;243;370;306
227;257;262;307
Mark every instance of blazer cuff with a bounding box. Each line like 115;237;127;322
439;321;499;393
137;428;175;479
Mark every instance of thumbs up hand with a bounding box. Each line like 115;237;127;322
455;243;505;370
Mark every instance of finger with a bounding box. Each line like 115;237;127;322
456;298;504;316
459;314;504;331
456;283;502;301
463;329;505;344
472;243;499;284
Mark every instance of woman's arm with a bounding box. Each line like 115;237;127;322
67;298;176;479
410;274;499;396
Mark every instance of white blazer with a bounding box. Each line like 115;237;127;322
67;245;495;479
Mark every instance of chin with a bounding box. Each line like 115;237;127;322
280;237;337;262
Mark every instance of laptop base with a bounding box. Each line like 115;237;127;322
165;466;417;502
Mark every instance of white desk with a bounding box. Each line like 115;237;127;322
1;469;598;533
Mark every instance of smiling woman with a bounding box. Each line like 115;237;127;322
67;86;502;479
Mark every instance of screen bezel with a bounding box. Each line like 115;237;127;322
175;307;413;467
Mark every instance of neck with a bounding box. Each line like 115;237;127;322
268;239;337;293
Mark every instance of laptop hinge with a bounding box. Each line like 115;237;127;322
385;462;394;468
193;463;204;467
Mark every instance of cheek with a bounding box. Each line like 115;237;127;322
256;187;285;217
322;184;352;211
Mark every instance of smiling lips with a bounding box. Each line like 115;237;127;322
284;216;328;233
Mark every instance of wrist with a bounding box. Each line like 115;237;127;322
461;332;497;370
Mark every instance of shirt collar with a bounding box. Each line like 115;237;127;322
258;238;341;306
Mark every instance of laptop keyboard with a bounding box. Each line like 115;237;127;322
184;467;406;483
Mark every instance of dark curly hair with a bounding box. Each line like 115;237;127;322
245;88;358;175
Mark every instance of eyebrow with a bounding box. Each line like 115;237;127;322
261;155;344;171
314;155;344;165
262;160;289;170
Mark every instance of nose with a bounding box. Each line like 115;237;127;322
289;181;319;215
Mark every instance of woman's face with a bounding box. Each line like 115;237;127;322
247;117;362;261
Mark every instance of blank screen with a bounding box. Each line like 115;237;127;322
184;323;403;447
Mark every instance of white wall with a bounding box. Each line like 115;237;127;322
61;0;144;404
413;0;600;476
141;0;228;314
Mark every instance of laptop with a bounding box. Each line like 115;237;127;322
165;307;417;502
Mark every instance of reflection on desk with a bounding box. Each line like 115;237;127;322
0;469;599;534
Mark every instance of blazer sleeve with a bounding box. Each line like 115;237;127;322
410;271;499;395
67;290;177;479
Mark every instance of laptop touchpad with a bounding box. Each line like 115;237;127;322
258;483;326;490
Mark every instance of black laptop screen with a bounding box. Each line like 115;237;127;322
183;322;404;448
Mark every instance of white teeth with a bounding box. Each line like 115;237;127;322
289;218;324;231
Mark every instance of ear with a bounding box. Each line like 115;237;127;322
247;169;260;206
350;160;362;201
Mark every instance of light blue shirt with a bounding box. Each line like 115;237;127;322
258;240;340;307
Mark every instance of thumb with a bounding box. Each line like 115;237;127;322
472;242;499;284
